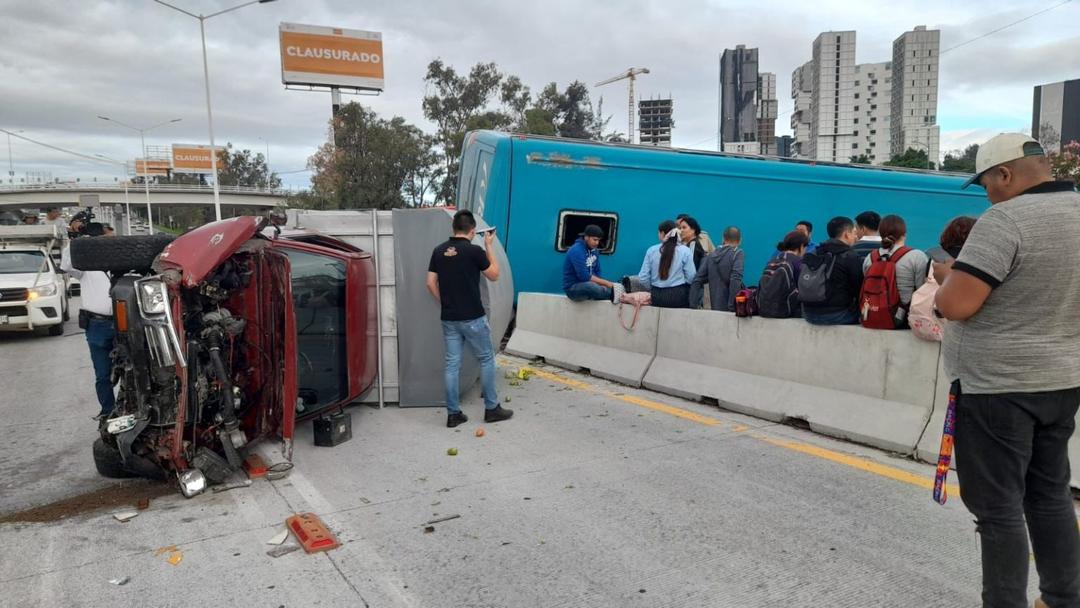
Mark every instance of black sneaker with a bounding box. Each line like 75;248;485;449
484;406;514;423
447;412;469;428
620;276;632;292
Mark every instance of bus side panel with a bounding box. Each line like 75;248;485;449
503;138;989;297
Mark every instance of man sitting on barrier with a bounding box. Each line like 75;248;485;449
562;224;616;302
798;216;865;325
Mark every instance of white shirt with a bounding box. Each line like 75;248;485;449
858;235;882;243
61;243;112;316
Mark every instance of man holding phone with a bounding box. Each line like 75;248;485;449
426;210;513;428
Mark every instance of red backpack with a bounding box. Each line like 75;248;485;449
859;247;911;329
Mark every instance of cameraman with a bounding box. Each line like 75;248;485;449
61;217;116;421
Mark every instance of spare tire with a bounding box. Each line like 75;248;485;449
70;235;174;274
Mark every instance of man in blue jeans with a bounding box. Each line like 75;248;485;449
562;224;616;301
60;220;116;420
426;210;513;428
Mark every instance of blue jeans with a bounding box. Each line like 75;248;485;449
804;308;860;326
442;316;498;414
565;282;612;302
86;317;116;416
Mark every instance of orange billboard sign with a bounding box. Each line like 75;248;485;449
279;22;384;91
135;159;170;176
171;144;223;174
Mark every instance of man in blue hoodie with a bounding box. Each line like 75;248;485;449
563;224;616;301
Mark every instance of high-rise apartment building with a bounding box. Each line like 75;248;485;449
1033;78;1080;152
757;72;778;155
809;31;857;162
639;97;674;147
790;61;813;158
851;62;892;162
890;26;940;166
776;135;794;158
720;45;760;147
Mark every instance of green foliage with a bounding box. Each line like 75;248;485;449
307;102;440;210
884;147;935;170
1049;141;1080;184
216;143;281;189
849;154;871;164
941;144;979;173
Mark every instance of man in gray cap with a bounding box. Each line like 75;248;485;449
562;224;616;301
936;133;1080;608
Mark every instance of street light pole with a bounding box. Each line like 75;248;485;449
6;130;23;183
98;116;181;234
153;0;278;221
96;154;133;235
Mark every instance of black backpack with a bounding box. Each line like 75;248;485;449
757;254;799;318
797;251;837;305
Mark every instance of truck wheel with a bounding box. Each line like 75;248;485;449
92;438;136;479
48;323;64;336
62;296;70;322
70;235;174;274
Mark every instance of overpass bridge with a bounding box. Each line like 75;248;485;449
0;182;287;211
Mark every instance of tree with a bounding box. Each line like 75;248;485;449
941;144;979;173
1049;140;1080;184
1037;121;1061;152
216;143;281;189
307;102;439;210
423;60;509;203
884;148;935;170
849;154;871;164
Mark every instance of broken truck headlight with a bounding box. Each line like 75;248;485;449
137;280;168;315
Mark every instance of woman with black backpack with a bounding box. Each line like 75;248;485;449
757;230;809;318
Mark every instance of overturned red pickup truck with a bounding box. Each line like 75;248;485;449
71;216;377;496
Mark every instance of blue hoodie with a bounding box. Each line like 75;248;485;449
562;238;602;290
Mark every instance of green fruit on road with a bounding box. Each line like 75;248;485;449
447;447;458;456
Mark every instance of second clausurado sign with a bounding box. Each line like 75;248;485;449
279;22;384;91
171;144;224;174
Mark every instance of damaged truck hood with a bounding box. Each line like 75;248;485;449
155;217;262;287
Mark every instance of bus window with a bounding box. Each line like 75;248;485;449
556;210;618;254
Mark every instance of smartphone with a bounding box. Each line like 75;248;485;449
476;227;496;235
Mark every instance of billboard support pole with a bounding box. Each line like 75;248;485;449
199;17;223;223
331;87;343;149
141;131;154;234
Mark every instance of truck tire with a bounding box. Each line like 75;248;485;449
92;438;136;479
47;322;64;336
70;235;174;274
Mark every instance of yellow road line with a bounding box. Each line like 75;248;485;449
525;366;722;427
517;364;960;497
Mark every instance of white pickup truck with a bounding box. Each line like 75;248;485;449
0;225;69;336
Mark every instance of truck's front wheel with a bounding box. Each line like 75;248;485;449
70;235;174;274
92;438;136;479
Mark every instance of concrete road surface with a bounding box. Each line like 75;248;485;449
0;302;1071;607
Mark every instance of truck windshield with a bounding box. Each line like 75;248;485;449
283;249;348;415
0;251;46;274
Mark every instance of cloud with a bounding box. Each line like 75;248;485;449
1;0;1076;188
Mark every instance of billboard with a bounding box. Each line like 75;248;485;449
279;22;384;91
171;144;223;174
134;159;170;176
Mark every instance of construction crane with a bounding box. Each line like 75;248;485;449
595;67;650;144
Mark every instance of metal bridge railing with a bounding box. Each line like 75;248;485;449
0;182;286;195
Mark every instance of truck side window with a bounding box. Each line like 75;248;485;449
556;211;618;254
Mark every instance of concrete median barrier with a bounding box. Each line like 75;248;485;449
643;309;943;455
505;292;660;386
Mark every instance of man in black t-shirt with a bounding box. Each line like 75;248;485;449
426;210;514;428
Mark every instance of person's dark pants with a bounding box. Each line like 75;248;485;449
565;282;612;302
650;284;690;309
954;385;1080;608
86;317;116;417
803;308;860;325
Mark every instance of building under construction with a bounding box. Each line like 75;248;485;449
638;98;674;147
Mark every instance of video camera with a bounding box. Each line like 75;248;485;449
69;208;105;238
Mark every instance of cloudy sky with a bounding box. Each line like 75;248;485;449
1;0;1077;189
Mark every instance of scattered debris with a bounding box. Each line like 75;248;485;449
286;512;340;553
266;529;289;546
212;477;253;493
516;368;534;380
504;396;512;403
425;514;461;525
447;447;458;456
154;545;177;556
564;485;575;490
166;551;183;566
108;577;130;586
523;497;531;501
136;498;150;511
266;544;301;558
423;526;435;534
508;380;521;386
113;510;139;522
243;454;269;478
475;428;485;438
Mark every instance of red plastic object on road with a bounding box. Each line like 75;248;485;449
286;513;340;553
